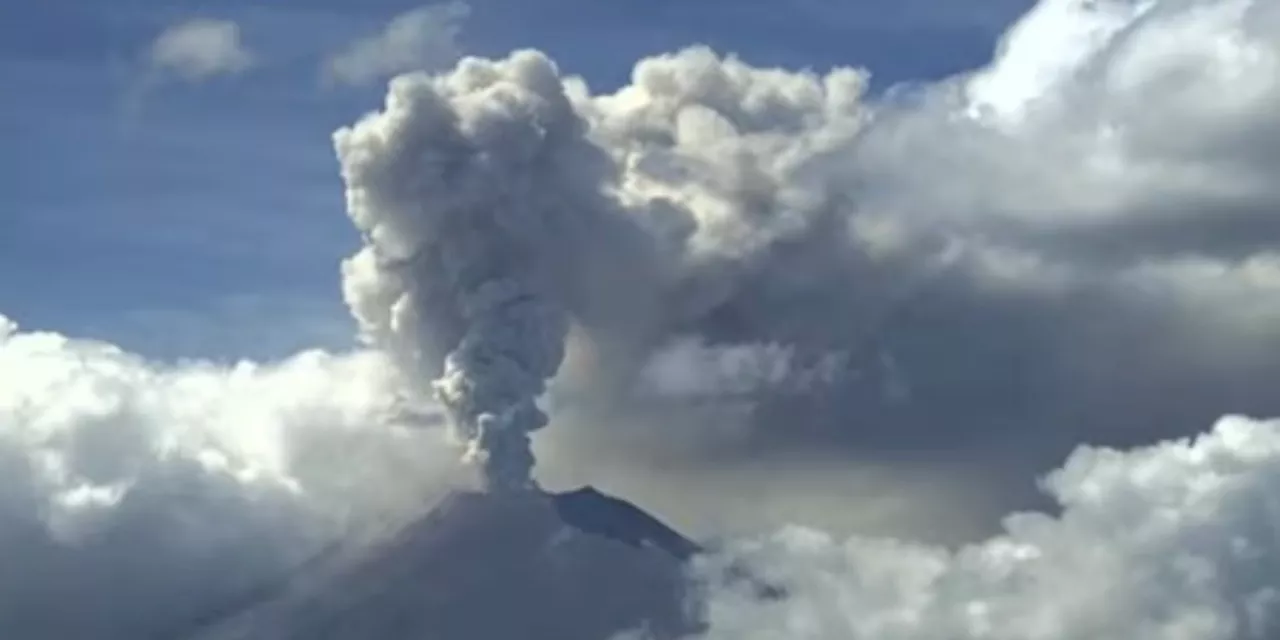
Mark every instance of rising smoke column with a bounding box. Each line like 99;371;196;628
332;47;871;490
335;0;1280;499
336;52;595;491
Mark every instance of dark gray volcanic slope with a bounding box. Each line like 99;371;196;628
552;486;703;561
187;488;700;640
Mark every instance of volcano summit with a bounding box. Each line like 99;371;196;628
185;487;707;640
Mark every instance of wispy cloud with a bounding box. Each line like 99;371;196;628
149;18;254;81
324;2;469;86
117;18;256;155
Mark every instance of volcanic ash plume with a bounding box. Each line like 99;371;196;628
335;52;586;491
432;280;567;490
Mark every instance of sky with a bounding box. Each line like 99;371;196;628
1;0;1031;360
6;0;1280;638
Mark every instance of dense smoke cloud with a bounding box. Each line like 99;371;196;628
335;51;609;490
330;42;884;489
336;0;1280;533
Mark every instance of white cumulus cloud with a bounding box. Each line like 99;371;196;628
695;415;1280;640
149;18;255;81
333;0;1280;542
0;317;458;639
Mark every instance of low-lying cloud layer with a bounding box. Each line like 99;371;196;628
697;415;1280;640
0;316;457;638
4;317;1279;639
7;0;1280;637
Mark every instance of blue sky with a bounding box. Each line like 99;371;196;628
0;0;1034;360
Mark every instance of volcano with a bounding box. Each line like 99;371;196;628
181;487;708;640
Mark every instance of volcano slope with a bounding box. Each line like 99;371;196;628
184;487;705;640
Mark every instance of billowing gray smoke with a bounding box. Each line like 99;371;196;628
430;282;565;490
336;52;587;490
333;46;872;489
337;0;1280;523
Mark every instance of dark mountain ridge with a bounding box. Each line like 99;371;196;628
183;486;710;640
551;486;704;561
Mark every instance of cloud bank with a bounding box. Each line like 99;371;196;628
695;414;1280;640
149;18;254;81
0;315;458;639
5;313;1279;640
